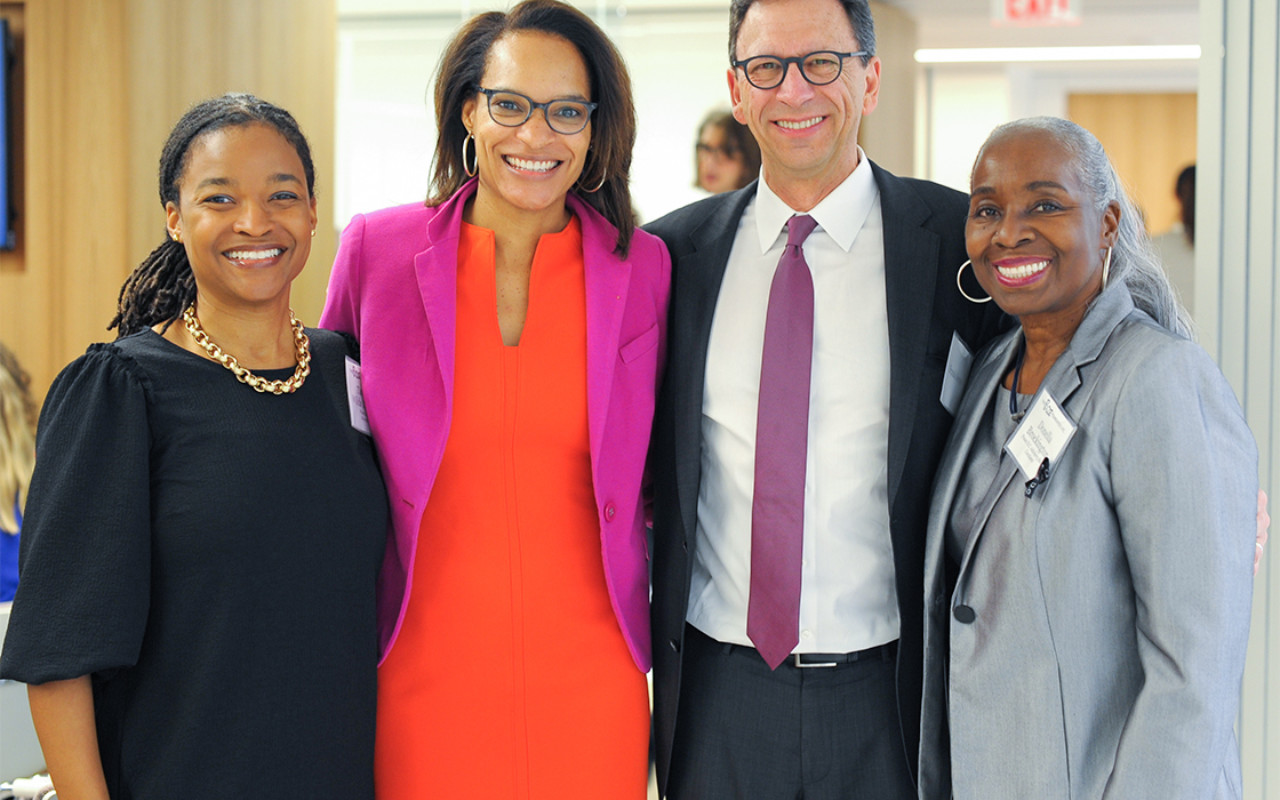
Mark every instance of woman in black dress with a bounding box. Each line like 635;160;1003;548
0;94;387;799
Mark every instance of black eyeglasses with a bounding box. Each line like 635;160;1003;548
696;143;741;160
476;88;598;135
731;50;869;90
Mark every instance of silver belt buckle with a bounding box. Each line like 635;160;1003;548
793;653;838;668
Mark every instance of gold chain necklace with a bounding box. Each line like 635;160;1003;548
182;304;311;395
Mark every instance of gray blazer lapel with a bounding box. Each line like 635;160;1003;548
1034;283;1137;419
952;284;1138;577
925;331;1021;589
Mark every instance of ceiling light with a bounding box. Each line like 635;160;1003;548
914;45;1201;63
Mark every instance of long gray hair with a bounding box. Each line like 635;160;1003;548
977;117;1194;339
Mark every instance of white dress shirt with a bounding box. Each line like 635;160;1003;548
687;150;899;654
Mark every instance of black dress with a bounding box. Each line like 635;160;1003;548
0;328;387;799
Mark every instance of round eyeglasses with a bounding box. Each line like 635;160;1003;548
731;50;869;90
477;88;598;135
696;143;741;161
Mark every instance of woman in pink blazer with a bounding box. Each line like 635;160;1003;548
320;1;669;797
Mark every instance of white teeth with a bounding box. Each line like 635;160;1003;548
506;156;558;172
225;248;283;261
996;260;1050;279
777;117;822;130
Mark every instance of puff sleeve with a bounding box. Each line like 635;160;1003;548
0;344;153;684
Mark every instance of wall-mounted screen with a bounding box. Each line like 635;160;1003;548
0;18;13;251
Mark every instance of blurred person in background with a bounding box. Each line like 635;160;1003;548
694;108;761;194
1150;164;1195;316
0;342;35;603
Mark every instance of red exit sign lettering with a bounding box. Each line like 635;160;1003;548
996;0;1080;26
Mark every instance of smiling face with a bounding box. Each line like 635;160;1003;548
165;122;317;315
462;31;592;227
729;0;879;207
966;128;1120;329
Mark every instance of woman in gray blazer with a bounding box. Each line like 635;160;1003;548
918;117;1257;800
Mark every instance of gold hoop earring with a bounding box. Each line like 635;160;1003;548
1102;246;1113;289
462;132;478;178
576;167;606;194
956;260;992;304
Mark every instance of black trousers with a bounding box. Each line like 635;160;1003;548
666;625;916;800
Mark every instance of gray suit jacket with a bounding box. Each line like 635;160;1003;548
919;284;1256;800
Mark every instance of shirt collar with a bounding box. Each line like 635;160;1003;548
752;146;878;253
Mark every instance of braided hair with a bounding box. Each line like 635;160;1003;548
109;93;316;337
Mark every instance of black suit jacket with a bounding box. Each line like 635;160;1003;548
643;162;1008;794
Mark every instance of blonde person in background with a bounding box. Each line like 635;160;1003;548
0;342;35;603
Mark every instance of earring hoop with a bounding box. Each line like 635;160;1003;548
577;169;606;194
956;260;992;304
1101;246;1113;289
462;132;478;178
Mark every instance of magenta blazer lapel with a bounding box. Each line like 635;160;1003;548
322;181;669;672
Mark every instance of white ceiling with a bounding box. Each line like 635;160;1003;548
880;0;1199;49
884;0;1195;11
337;0;1202;49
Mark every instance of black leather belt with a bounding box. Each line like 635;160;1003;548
790;641;897;668
688;625;897;669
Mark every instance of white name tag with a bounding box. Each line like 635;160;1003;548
940;331;973;416
1004;390;1076;482
345;356;371;435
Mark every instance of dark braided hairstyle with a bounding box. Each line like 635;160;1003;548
109;93;316;337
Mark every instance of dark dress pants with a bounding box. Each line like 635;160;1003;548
666;625;916;800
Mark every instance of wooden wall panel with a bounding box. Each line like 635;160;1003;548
1067;92;1197;236
124;0;337;332
0;0;130;399
860;2;918;178
0;0;335;403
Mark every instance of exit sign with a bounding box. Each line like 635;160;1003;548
994;0;1081;26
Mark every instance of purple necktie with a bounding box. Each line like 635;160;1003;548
747;213;818;670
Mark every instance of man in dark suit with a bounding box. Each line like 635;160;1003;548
644;0;1006;796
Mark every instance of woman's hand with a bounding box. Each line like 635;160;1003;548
27;676;110;800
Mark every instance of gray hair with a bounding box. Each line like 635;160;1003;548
977;117;1194;339
729;0;876;65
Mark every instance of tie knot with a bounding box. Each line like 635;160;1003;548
786;214;818;249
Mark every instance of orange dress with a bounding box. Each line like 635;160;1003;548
374;217;650;799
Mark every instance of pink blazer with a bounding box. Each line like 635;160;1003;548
320;181;670;672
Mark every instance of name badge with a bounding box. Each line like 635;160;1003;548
345;356;371;435
940;331;973;416
1004;390;1076;482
